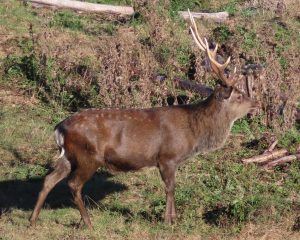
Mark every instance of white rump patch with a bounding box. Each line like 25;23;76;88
54;128;65;160
55;148;65;160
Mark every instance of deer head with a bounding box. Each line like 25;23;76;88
189;10;258;120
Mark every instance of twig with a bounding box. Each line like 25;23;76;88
264;140;278;153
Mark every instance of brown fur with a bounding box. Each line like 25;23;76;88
30;86;257;227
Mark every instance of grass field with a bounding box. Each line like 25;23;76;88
0;0;299;239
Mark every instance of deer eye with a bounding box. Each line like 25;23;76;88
237;95;242;101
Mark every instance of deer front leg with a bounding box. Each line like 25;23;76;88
158;162;176;224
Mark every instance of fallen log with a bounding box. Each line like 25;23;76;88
263;154;300;170
242;149;288;164
179;11;229;22
174;78;213;97
27;0;135;15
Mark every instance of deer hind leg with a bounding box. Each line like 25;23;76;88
158;162;177;224
30;156;71;226
68;164;99;229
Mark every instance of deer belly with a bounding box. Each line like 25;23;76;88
103;147;157;172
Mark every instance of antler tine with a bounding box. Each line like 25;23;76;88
204;39;234;86
188;9;206;51
189;9;236;87
204;39;231;70
211;43;218;58
190;27;206;51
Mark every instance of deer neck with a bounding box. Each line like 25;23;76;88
189;95;234;153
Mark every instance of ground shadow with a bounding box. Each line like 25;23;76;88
0;170;127;214
202;207;230;226
99;205;164;224
97;199;164;224
292;216;300;231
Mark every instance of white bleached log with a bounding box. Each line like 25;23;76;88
27;0;134;15
179;11;229;22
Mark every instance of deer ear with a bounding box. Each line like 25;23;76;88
215;86;233;101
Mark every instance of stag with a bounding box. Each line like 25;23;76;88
30;12;258;227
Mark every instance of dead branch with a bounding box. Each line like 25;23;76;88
246;72;253;98
263;154;300;170
242;149;288;164
174;78;213;97
264;140;278;153
179;11;229;22
27;0;134;15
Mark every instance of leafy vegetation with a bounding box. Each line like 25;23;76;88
213;25;233;43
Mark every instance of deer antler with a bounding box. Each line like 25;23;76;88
188;10;237;87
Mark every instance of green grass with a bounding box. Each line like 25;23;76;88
278;128;300;150
51;11;84;31
274;23;293;73
0;0;39;33
213;25;234;43
169;0;214;14
237;25;259;51
0;105;66;167
155;45;171;65
50;10;118;36
240;7;258;18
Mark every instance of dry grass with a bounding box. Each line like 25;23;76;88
0;86;39;107
236;217;300;240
